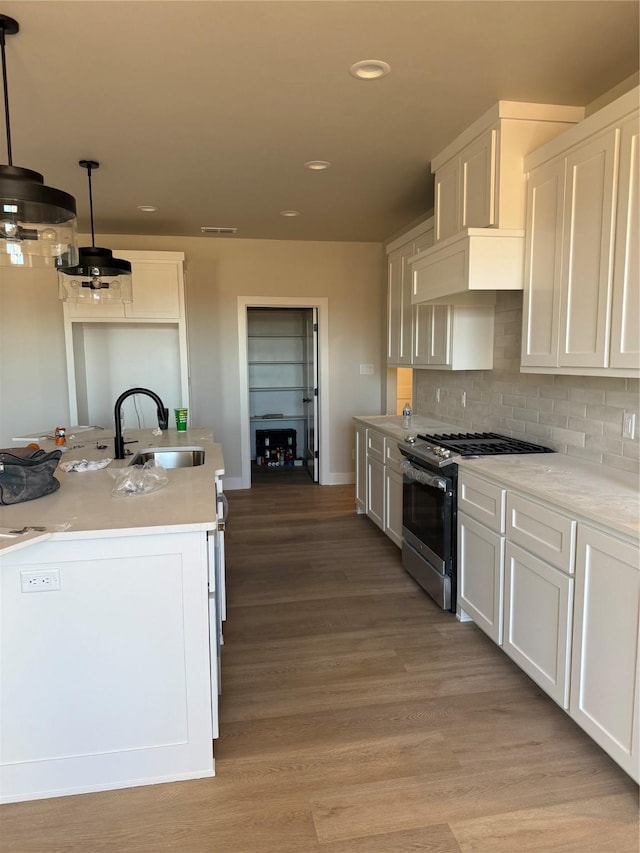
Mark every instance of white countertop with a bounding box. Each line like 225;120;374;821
353;414;639;540
0;427;224;553
353;414;462;441
459;454;639;540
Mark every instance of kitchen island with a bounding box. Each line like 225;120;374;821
0;427;225;803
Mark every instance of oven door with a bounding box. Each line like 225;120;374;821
401;457;455;611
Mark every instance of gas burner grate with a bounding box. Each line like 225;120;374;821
416;432;554;457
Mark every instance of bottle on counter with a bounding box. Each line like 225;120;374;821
402;403;412;430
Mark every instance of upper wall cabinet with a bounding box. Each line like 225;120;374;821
411;102;583;303
432;101;585;243
521;88;639;377
64;250;185;321
386;218;496;371
62;251;190;427
386;218;435;367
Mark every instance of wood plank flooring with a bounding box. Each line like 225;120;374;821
1;481;638;852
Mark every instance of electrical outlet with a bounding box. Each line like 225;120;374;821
359;364;374;375
435;388;441;403
20;568;61;593
461;391;467;408
622;412;636;439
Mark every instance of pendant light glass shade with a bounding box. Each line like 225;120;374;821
0;16;78;269
58;160;132;304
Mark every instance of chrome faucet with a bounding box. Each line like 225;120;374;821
113;387;169;459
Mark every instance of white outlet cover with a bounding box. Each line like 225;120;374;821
20;568;61;593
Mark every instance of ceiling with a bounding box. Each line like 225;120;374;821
1;1;638;243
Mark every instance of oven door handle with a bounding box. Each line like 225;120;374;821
401;459;449;491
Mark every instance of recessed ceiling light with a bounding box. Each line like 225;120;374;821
349;59;391;80
304;160;331;171
137;205;157;213
280;210;300;217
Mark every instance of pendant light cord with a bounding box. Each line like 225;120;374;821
0;22;13;165
86;163;96;247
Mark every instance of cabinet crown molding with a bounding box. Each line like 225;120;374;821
524;86;640;173
432;101;585;172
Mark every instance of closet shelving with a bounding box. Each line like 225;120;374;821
247;308;310;464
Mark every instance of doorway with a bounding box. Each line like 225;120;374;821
237;296;330;489
247;307;317;483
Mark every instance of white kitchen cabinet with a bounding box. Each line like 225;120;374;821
610;114;640;369
558;127;618;369
458;512;505;644
521;158;565;367
386;218;434;367
457;471;506;641
354;423;403;548
522;87;639;377
63;250;189;427
432;101;583;243
570;525;639;783
503;541;573;708
506;493;575;574
366;456;385;531
355;423;367;514
65;250;185;321
366;428;385;531
0;531;215;803
384;437;404;548
413;302;494;370
500;493;575;706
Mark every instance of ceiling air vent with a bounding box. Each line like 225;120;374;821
201;226;238;235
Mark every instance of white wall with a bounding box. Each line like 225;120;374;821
0;236;384;485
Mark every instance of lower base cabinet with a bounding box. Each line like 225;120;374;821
458;512;504;644
367;456;385;531
354;422;404;548
457;469;639;782
570;525;639;781
503;542;573;708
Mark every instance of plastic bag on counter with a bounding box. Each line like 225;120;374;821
110;461;169;497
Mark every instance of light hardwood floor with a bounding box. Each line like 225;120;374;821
1;481;638;852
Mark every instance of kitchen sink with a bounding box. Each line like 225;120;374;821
128;446;206;468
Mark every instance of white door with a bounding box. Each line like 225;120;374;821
304;308;319;482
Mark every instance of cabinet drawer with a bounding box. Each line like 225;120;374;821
366;429;385;463
384;437;403;473
506;493;575;573
458;472;505;533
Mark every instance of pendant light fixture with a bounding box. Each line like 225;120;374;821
0;15;78;269
58;160;132;304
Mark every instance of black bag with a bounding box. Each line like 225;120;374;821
0;447;62;505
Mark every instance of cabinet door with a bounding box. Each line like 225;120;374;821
461;129;497;229
387;248;403;364
458;512;505;644
504;542;573;708
570;526;639;781
558;127;618;368
126;259;183;319
366;457;385;531
413;304;452;367
521;158;565;367
610;114;640;369
429;305;452;365
355;425;367;514
412;303;433;366
384;466;403;548
434;158;459;242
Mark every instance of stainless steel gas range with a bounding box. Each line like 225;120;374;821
398;432;554;613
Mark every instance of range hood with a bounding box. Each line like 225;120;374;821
409;228;524;304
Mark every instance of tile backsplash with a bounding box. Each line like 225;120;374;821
414;292;640;474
